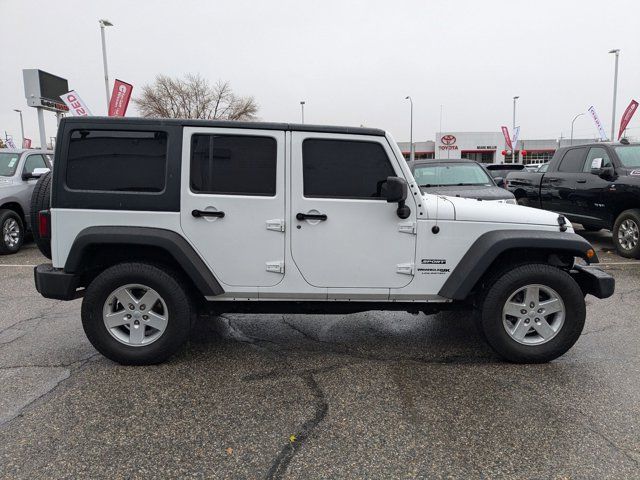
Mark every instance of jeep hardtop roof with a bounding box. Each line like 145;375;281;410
59;116;386;137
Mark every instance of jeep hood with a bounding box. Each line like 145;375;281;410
433;194;566;227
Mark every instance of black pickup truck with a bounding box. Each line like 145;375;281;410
506;141;640;258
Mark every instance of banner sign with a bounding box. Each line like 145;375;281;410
5;137;16;149
22;138;32;149
501;126;512;150
618;99;638;140
588;105;608;141
60;90;92;116
108;79;133;117
511;126;520;152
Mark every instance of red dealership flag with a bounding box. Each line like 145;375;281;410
108;79;133;117
501;126;512;150
618;99;638;140
22;138;32;149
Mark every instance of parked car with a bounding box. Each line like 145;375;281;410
524;162;548;172
34;117;613;365
409;159;516;202
505;141;640;257
484;163;526;187
0;149;52;254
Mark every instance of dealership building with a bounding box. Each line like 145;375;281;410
398;131;596;165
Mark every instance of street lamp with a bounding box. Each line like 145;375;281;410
609;49;620;141
99;19;114;110
13;109;24;148
405;96;414;163
300;101;305;124
570;112;585;145
513;96;519;162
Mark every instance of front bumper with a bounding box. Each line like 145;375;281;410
571;264;615;299
34;263;82;300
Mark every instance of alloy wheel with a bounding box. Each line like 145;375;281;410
618;219;639;251
502;284;565;345
102;284;169;346
3;218;20;248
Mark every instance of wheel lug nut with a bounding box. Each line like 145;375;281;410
524;318;530;324
535;318;540;322
537;308;543;313
125;314;131;319
529;302;535;308
140;305;146;311
520;309;527;314
143;315;148;320
129;304;135;310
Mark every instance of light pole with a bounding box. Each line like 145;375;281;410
570;112;585;145
609;49;620;141
405;96;414;162
13;109;24;147
300;101;305;124
512;96;519;162
99;19;114;110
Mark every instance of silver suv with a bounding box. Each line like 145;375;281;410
0;149;52;254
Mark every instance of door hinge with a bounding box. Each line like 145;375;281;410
266;219;285;232
266;261;285;274
398;221;417;235
396;263;415;275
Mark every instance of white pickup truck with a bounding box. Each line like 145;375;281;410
34;117;613;365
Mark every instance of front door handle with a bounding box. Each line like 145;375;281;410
192;209;225;218
296;212;327;221
576;179;587;183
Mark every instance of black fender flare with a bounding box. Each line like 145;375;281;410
438;229;597;300
65;226;224;297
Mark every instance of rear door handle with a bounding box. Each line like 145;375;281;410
576;179;587;183
296;212;327;221
192;209;225;218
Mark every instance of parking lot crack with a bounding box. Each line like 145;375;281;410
264;370;329;480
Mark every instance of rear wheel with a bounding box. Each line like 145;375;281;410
30;171;52;259
613;209;640;259
82;263;193;365
0;209;24;255
479;263;585;363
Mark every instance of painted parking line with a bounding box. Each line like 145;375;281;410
0;264;37;267
598;261;640;266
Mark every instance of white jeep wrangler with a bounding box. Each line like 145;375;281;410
34;117;614;365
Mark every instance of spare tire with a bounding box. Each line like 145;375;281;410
30;171;52;259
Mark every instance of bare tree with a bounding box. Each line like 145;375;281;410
133;74;259;121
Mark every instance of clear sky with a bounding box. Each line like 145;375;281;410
1;0;639;148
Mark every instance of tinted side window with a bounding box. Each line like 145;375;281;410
303;139;395;199
190;135;277;196
583;147;612;172
558;148;587;173
66;130;167;192
23;154;47;175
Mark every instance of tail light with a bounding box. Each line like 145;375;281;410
38;210;51;239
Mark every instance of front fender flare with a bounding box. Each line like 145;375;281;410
438;229;597;301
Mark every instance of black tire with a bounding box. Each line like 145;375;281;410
0;209;25;255
479;263;585;363
81;262;193;365
612;209;640;259
581;224;602;232
30;171;52;259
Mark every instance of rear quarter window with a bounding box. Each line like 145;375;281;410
66;130;167;192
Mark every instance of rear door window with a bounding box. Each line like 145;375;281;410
66;130;167;192
558;148;587;173
190;134;277;196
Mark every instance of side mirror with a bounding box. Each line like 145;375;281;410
494;176;504;187
590;158;614;179
22;167;50;181
385;176;411;219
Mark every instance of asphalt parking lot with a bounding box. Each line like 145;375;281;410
1;228;639;479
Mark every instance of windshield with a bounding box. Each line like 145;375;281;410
0;153;21;177
615;146;640;167
413;163;493;187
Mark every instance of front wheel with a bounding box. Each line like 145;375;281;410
81;262;193;365
479;264;585;363
612;209;640;259
0;209;24;255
